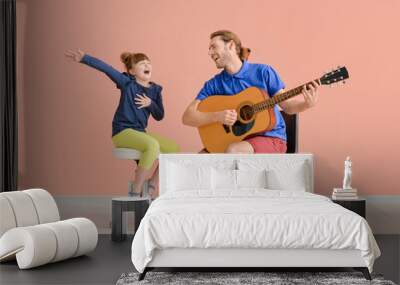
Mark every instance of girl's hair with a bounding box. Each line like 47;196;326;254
210;30;251;61
120;52;150;71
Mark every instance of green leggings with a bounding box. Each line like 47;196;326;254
112;128;180;169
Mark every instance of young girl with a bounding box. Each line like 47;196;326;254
65;49;180;198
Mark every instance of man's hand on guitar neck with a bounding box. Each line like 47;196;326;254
302;81;319;108
279;81;319;114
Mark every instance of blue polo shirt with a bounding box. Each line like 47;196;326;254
196;61;286;141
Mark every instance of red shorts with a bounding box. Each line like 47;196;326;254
245;136;287;153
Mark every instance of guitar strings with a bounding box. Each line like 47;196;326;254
240;82;315;119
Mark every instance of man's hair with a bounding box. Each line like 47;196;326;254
210;30;251;61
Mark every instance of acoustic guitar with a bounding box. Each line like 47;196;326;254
197;66;349;153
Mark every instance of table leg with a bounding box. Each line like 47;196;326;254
112;201;125;241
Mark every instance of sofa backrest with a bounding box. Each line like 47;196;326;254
159;154;314;195
0;189;60;237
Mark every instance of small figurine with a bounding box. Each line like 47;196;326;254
342;156;352;189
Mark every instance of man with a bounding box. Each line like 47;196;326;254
182;30;318;153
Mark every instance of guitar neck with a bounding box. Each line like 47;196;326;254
253;79;320;113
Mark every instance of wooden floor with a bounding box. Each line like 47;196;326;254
0;235;398;285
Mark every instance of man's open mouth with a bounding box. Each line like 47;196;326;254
144;70;150;74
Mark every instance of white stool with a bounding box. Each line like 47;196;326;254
112;148;149;196
112;148;142;161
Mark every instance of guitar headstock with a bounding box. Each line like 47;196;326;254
320;66;349;85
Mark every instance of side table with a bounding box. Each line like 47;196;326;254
332;197;366;218
112;197;149;242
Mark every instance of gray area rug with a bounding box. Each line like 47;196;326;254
116;271;396;285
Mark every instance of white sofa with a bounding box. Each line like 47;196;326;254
0;188;98;269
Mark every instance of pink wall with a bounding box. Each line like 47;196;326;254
16;0;400;196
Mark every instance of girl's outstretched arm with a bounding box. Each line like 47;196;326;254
65;49;129;89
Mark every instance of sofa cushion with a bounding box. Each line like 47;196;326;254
0;192;39;227
0;218;97;269
24;189;60;223
0;196;17;237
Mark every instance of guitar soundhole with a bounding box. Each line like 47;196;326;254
240;105;254;121
232;120;255;136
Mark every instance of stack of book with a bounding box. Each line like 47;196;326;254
332;188;358;200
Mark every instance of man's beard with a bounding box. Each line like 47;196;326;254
215;59;225;69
